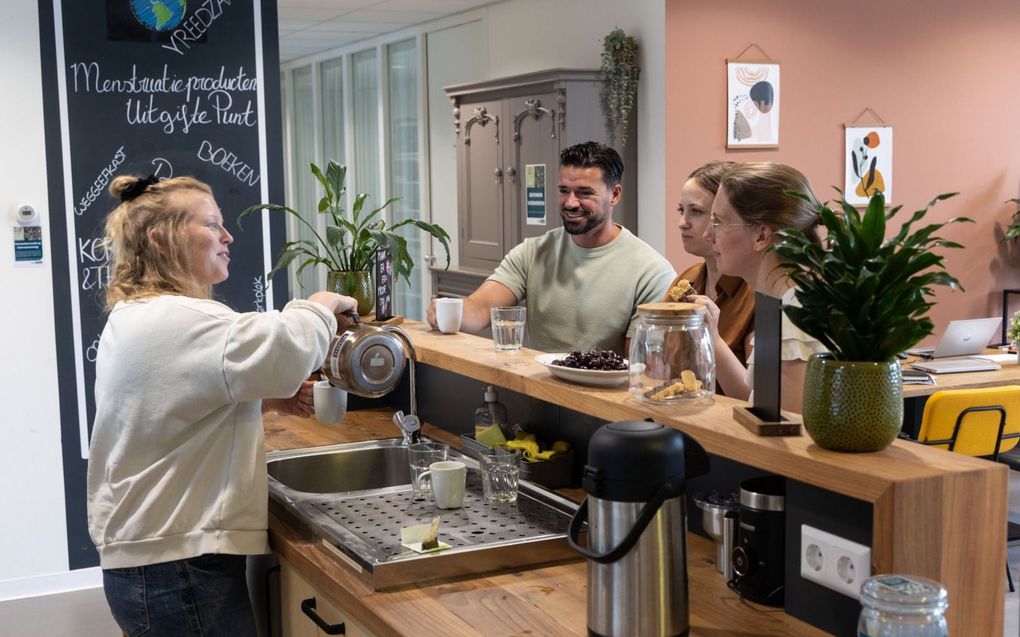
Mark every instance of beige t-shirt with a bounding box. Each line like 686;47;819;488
489;226;675;354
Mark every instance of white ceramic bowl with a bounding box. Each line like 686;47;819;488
534;353;629;387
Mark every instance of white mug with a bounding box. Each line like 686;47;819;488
313;380;347;424
416;460;467;509
435;297;464;334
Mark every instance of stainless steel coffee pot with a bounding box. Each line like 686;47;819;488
567;420;710;637
320;324;417;415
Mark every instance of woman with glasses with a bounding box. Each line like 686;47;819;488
665;161;754;364
693;162;826;413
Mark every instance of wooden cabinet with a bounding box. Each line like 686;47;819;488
279;557;375;637
443;68;637;277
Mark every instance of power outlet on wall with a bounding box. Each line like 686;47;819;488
800;524;871;598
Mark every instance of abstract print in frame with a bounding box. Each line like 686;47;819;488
844;125;893;205
726;60;780;148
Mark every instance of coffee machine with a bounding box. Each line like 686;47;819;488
729;475;786;607
567;420;710;637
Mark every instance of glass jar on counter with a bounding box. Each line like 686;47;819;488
628;302;715;403
858;575;948;637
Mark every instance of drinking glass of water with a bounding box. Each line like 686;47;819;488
490;306;526;351
407;442;449;499
479;447;522;504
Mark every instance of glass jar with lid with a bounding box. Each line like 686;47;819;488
858;574;948;636
628;302;715;403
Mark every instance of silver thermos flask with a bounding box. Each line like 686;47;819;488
567;420;710;637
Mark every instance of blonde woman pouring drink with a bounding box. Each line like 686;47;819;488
87;174;358;636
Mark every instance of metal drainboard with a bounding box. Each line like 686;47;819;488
306;470;571;560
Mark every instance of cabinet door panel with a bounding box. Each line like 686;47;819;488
457;99;505;269
505;92;562;246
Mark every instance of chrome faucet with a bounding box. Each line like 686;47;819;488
383;325;420;445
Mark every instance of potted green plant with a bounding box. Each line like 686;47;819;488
1008;311;1020;363
771;190;972;451
239;160;450;316
599;27;639;148
1001;198;1020;242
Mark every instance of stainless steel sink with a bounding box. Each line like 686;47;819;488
267;437;580;590
268;438;410;493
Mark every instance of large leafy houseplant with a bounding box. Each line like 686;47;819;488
239;160;450;313
599;28;639;148
770;190;972;451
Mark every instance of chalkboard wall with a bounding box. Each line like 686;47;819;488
39;0;287;568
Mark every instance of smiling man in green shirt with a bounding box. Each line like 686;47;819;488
427;141;674;355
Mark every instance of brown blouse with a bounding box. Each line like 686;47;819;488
663;263;755;363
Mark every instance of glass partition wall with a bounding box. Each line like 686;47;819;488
280;37;429;319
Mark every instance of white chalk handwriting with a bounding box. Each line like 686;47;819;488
162;0;233;56
75;146;126;216
197;140;260;186
67;62;258;135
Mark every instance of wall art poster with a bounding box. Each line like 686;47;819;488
726;60;780;148
844;126;893;205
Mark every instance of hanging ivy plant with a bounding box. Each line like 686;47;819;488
600;28;640;148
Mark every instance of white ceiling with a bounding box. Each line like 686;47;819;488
276;0;496;63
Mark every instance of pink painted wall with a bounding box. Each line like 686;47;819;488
665;0;1020;343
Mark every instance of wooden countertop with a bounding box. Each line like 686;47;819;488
394;321;1007;636
264;410;829;636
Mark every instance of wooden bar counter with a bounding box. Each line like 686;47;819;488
266;322;1007;636
265;410;829;636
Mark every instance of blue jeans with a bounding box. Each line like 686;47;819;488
103;554;257;637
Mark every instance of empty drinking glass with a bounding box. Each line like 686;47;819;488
490;306;526;351
479;447;522;504
408;442;449;499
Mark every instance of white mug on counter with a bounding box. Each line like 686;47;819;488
313;380;348;424
435;297;464;334
416;460;467;509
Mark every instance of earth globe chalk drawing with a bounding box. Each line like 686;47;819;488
131;0;186;32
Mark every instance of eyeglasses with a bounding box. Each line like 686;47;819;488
710;213;755;230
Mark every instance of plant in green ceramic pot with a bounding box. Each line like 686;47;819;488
239;160;450;316
771;190;971;451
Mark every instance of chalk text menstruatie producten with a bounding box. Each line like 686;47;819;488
68;63;258;135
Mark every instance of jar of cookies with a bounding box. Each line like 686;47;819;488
628;303;715;403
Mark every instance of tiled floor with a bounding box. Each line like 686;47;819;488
3;471;1020;637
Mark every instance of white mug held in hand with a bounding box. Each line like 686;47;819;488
313;380;348;424
434;297;464;334
416;460;467;509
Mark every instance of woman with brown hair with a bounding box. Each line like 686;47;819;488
87;174;356;636
666;160;754;363
695;162;826;413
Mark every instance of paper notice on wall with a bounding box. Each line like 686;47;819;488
13;225;43;267
525;164;547;226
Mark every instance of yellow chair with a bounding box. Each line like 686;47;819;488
917;386;1020;460
917;385;1020;592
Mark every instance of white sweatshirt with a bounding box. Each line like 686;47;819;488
87;295;336;569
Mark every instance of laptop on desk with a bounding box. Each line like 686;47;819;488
906;317;1002;358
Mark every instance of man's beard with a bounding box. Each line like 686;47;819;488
561;208;604;235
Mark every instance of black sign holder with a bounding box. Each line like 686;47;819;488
732;292;803;436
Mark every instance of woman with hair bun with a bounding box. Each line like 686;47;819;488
87;174;357;636
695;162;826;413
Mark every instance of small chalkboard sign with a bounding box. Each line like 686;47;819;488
375;249;393;320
